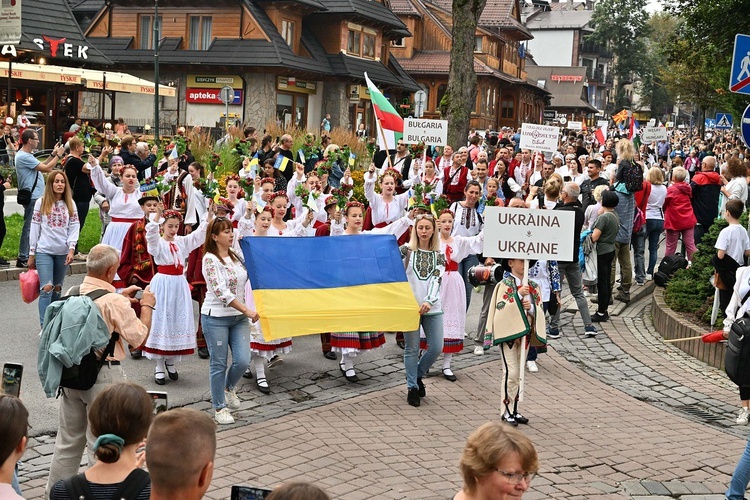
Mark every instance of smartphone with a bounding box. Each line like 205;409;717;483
275;136;280;143
231;486;273;500
135;289;144;299
147;391;168;414
2;363;23;397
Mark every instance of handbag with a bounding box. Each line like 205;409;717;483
19;269;40;304
725;289;750;386
17;172;39;206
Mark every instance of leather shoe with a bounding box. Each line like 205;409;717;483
165;365;178;381
345;372;359;383
442;369;457;382
198;347;210;359
242;368;253;379
407;388;420;407
154;371;166;385
417;378;426;397
514;413;529;425
501;413;518;426
130;349;142;359
256;378;271;394
323;351;337;360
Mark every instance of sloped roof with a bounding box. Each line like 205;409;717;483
328;53;420;91
67;0;105;12
425;0;530;36
388;0;422;16
525;65;596;111
397;51;521;83
312;0;408;32
254;0;327;11
525;9;593;30
19;0;110;65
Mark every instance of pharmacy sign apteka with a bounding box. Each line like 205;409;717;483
518;123;560;153
482;207;575;262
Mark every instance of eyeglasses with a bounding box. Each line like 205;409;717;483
495;469;536;485
415;214;434;220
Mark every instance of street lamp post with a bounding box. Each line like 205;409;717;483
153;0;159;144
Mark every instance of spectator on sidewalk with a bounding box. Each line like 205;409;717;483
713;200;750;315
591;191;620;322
721;157;749;215
645;167;667;279
580;159;609;212
454;422;538;500
15;129;65;268
0;170;10;268
147;409;216;500
663;167;698;262
690;155;722;246
632;154;652;285
0;394;29;500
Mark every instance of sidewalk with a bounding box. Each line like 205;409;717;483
16;293;749;499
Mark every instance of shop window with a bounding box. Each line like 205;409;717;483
501;95;515;120
347;30;362;56
474;36;483;53
277;92;307;128
363;34;376;58
282;20;295;47
189;16;212;50
139;15;162;50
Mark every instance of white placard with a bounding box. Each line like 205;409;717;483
403;118;448;146
641;126;668;142
0;0;22;45
518;123;560;153
482;207;575;262
597;120;609;129
666;121;674;128
568;121;583;130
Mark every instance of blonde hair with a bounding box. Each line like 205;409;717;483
40;170;75;216
459;422;539;495
616;139;635;162
646;166;664;185
593;184;608;202
408;215;440;252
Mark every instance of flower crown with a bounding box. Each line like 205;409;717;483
379;168;402;183
344;200;364;214
268;190;288;203
260;177;275;186
162;209;183;222
224;173;241;184
439;209;455;218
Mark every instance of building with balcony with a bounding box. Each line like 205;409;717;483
389;0;549;130
66;0;419;134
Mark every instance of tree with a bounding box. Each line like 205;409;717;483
586;0;651;110
439;0;488;148
635;12;676;120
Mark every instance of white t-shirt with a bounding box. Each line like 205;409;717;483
716;224;750;266
646;184;667;220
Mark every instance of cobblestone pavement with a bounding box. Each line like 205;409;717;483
16;289;750;499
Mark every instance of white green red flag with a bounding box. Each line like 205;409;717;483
364;72;403;150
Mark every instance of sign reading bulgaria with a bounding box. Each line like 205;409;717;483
482;207;575;262
403;118;448;146
518;123;560;153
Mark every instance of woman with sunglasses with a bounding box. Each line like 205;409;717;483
401;212;446;407
454;422;539;499
141;202;212;385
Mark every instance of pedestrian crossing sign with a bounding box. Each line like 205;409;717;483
730;34;750;95
716;113;733;129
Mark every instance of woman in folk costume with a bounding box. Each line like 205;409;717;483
268;191;315;236
420;209;483;382
142;203;212;385
328;201;413;382
363;165;410;232
89;159;143;287
242;205;314;393
403;159;443;198
223;174;248;228
524;259;560;374
161;161;191;232
484;258;546;426
287;163;332;227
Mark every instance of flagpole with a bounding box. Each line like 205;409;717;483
376;115;395;171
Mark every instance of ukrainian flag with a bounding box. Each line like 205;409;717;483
274;154;291;172
240;235;420;340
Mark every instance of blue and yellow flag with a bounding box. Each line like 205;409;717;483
240;235;420;340
274;155;291;172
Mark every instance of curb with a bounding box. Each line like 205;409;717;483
0;261;88;282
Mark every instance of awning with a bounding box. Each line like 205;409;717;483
0;62;176;97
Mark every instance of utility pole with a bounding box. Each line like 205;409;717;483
153;0;160;143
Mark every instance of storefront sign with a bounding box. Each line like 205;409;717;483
403;118;448;146
483;207;575;261
519;123;560;153
348;84;371;102
0;0;22;45
551;74;583;83
0;66;81;84
186;87;243;105
277;76;317;95
187;75;242;89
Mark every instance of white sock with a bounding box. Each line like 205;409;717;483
155;358;166;378
442;354;453;376
253;356;267;385
165;356;176;373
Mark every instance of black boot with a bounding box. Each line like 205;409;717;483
407;388;420;407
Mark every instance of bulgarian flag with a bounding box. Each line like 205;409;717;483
364;72;403;150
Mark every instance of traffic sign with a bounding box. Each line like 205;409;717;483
705;118;716;128
730;34;750;95
741;104;750;148
218;85;235;104
413;90;427;118
716;113;733;129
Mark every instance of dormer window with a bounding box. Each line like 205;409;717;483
346;23;378;60
391;37;405;48
474;36;483;53
189;16;212;50
282;20;295;47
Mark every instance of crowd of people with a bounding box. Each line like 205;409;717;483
6;118;750;498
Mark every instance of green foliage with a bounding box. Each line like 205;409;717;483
635;12;677;119
1;209;102;260
664;211;749;326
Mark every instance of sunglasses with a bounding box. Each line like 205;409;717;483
415;214;434;220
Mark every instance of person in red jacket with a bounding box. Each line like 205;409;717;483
663;167;697;261
690;155;722;245
632;156;652;285
443;151;470;203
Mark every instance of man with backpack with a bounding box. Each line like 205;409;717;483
43;244;154;498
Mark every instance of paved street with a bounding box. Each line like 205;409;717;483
8;276;750;499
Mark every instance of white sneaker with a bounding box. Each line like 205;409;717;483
215;407;235;425
224;389;241;410
526;360;539;373
737;407;750;425
474;345;485;356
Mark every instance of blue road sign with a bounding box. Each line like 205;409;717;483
716;113;733;129
741;105;750;148
730;34;750;95
705;118;716;128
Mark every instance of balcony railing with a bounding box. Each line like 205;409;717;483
580;41;612;59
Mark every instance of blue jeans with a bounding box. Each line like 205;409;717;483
457;254;480;310
36;253;68;326
645;219;664;275
201;314;251;410
632;226;647;282
727;435;750;499
404;313;444;389
18;197;37;261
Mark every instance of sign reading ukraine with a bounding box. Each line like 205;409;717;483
240;235;420;340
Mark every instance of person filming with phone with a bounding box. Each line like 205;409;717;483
43;244;155;498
